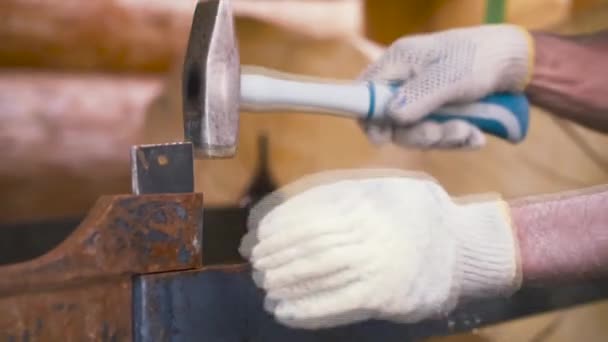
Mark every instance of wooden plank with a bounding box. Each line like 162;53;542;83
0;71;162;222
0;0;195;72
0;71;162;176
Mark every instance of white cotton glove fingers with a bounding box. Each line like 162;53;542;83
392;119;486;149
392;121;442;148
239;203;314;260
253;244;364;289
272;282;376;329
358;35;436;82
238;227;259;259
248;184;362;241
266;267;362;301
242;171;520;329
360;59;425;85
246;218;355;263
275;310;371;330
358;121;393;146
436;120;485;148
360;119;486;149
253;231;361;270
386;64;461;124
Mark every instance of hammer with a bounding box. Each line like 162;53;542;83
182;0;529;159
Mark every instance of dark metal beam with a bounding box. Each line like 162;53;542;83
134;264;608;341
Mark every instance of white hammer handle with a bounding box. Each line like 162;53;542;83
239;71;530;143
240;73;391;120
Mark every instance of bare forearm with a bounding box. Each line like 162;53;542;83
526;31;608;132
510;186;608;286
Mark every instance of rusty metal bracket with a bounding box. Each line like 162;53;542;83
0;139;203;341
131;143;195;195
0;193;203;340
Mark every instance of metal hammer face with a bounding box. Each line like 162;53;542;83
183;0;240;159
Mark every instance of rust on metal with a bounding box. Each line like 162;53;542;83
0;193;202;294
0;193;203;340
1;277;132;341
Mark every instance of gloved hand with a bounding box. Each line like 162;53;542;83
359;24;534;149
239;169;521;329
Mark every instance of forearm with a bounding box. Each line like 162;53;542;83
525;30;608;132
510;186;608;286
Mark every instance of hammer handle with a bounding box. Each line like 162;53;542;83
240;73;529;143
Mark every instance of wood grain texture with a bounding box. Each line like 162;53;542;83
0;71;163;222
427;0;569;31
0;0;195;72
0;71;163;176
0;0;364;73
3;4;607;219
363;0;570;39
363;0;446;43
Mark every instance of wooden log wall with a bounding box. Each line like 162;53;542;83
0;71;163;221
1;1;608;341
1;0;607;226
0;0;194;72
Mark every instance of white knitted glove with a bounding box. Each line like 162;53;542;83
359;24;534;149
239;170;521;329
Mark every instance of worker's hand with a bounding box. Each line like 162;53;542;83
360;24;534;149
239;170;521;329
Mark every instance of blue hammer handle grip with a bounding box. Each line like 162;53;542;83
426;93;530;143
372;82;530;143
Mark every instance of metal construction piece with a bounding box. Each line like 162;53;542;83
0;134;202;340
182;0;240;159
133;264;608;342
131;142;195;195
0;194;203;340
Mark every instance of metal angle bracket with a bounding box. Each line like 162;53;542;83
131;142;195;195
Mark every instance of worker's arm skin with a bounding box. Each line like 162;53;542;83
527;30;608;132
512;185;608;286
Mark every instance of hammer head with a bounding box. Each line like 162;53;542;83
183;0;240;159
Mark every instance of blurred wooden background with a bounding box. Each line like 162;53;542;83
1;0;608;340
